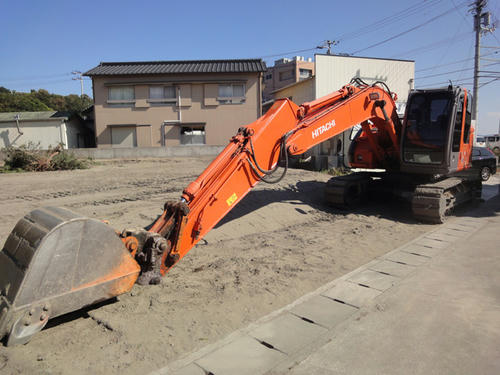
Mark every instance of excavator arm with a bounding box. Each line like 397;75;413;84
144;81;401;281
0;81;400;345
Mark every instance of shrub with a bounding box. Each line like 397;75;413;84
2;142;41;171
50;150;90;170
1;143;91;172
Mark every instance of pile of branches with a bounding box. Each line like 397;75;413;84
1;142;90;172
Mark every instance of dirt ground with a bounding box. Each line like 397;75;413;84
0;158;433;374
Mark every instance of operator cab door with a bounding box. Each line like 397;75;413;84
400;89;454;175
400;87;471;176
449;91;472;173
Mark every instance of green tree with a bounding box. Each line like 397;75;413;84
0;87;93;113
0;92;51;112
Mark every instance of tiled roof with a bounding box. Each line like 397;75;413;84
0;111;69;123
84;59;267;76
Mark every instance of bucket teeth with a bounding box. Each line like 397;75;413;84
0;207;140;346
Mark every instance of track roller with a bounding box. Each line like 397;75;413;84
325;174;371;208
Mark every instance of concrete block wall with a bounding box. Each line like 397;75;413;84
70;145;225;159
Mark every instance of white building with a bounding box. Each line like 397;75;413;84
269;54;415;168
0;111;91;149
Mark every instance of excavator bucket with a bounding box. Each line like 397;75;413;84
0;207;140;346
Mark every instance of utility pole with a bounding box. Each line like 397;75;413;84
317;40;338;55
72;71;83;97
471;0;494;125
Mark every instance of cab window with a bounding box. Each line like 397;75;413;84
452;95;464;152
462;95;471;144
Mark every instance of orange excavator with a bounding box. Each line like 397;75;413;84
0;79;481;345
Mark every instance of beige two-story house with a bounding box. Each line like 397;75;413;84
84;59;266;148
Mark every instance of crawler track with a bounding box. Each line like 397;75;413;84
324;174;371;207
325;173;481;223
412;177;481;223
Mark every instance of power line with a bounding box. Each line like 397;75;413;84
419;10;471;75
8;79;78;89
337;0;443;42
479;77;500;87
416;67;474;79
0;73;72;83
350;1;468;55
414;73;500;86
416;77;475;86
451;0;470;24
390;31;472;58
259;47;318;59
415;50;499;72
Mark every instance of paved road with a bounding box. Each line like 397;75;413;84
157;175;500;375
286;198;500;375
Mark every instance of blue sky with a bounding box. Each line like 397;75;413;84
0;0;499;134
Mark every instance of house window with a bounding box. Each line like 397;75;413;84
217;84;245;104
279;70;294;81
299;69;312;79
149;86;176;103
108;86;135;105
265;73;272;80
181;125;205;145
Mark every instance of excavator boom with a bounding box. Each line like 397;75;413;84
149;82;401;277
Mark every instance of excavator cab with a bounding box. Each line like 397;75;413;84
400;86;473;177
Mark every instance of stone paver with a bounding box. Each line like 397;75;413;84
168;364;205;375
402;244;441;258
250;313;327;355
321;280;382;308
444;223;478;232
289;364;336;375
290;295;358;328
458;217;482;223
453;219;483;228
194;336;285;375
347;269;399;291
384;250;429;266
438;228;470;238
413;237;449;249
369;259;416;278
424;231;459;242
